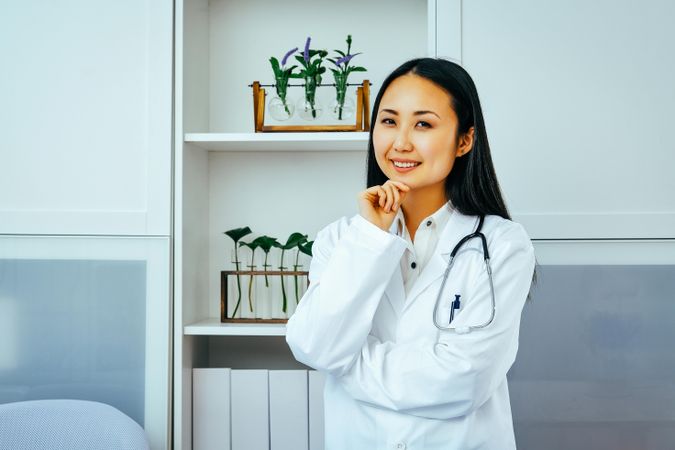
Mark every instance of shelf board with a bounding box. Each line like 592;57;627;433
184;132;369;151
184;318;288;336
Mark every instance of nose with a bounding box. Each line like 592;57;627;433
393;129;413;152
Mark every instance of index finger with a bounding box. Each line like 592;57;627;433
389;180;411;190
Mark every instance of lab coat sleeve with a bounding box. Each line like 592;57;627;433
334;222;536;420
285;213;408;375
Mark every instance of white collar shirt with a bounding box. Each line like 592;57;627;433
391;201;454;297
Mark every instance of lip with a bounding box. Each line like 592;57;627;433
391;159;421;173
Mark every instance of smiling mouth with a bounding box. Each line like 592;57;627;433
392;160;421;167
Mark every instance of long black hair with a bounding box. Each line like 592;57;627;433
366;57;538;300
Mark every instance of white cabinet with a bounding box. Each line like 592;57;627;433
0;1;173;449
440;0;675;239
0;0;173;236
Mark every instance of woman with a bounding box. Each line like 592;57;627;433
286;57;538;449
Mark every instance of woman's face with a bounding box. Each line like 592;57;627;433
373;73;473;191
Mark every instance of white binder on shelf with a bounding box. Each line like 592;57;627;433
308;370;326;450
193;368;231;450
269;370;309;450
231;369;270;450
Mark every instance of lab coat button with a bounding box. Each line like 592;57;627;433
410;262;417;269
394;443;406;449
426;220;432;226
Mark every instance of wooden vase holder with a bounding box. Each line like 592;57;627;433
251;79;371;132
221;270;311;323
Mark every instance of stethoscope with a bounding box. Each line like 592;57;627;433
432;215;496;334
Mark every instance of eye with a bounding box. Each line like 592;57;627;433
380;118;432;128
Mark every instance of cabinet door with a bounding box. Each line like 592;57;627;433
0;236;170;449
510;264;675;448
435;0;675;239
0;0;172;235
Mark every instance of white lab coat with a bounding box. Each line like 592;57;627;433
285;207;536;450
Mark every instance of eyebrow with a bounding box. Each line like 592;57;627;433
380;108;441;119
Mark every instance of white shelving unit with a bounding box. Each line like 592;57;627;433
184;132;369;152
184;319;287;336
174;0;446;448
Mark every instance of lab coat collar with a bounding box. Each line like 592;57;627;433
384;206;482;318
388;201;453;247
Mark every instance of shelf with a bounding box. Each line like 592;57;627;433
184;318;288;336
184;132;369;152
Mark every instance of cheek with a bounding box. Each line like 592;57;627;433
372;127;390;163
419;145;456;177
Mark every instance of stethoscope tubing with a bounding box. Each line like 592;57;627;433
433;215;496;333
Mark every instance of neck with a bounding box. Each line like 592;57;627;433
400;181;448;240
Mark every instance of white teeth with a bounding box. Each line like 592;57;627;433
393;161;420;168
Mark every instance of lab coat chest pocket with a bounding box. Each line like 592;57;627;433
437;244;485;328
397;247;483;343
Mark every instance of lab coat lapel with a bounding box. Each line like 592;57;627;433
398;209;480;317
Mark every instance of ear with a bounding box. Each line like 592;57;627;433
456;127;475;157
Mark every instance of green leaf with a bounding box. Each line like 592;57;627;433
224;227;252;243
252;236;279;253
280;232;308;250
298;240;314;257
283;65;298;76
294;55;308;66
349;66;367;72
239;240;259;251
269;57;280;73
333;49;346;57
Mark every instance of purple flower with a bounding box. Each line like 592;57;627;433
303;37;311;63
282;47;298;67
335;52;362;67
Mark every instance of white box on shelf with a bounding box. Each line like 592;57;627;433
309;370;327;450
269;370;309;450
193;368;231;450
231;369;269;450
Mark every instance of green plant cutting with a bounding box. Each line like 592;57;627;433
238;238;262;313
269;46;303;115
328;34;366;119
295;36;328;118
224;226;252;317
274;232;308;313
